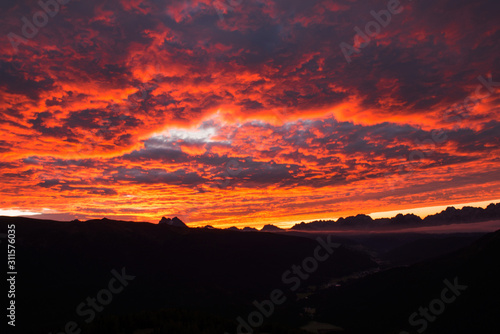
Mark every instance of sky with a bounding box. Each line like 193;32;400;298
0;0;499;228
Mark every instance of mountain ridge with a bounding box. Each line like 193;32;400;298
7;202;500;232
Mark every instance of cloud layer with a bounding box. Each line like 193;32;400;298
1;0;499;226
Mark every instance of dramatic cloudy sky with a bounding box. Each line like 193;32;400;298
0;0;499;227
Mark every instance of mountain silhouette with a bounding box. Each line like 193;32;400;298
291;203;500;231
261;224;284;231
159;216;187;228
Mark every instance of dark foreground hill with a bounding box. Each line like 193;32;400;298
1;216;376;334
3;216;498;334
306;229;500;333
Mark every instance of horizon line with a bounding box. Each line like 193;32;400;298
2;199;499;230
